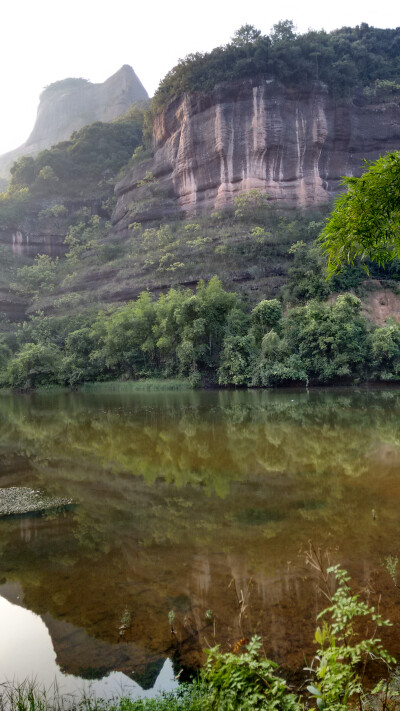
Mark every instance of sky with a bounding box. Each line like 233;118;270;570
0;0;399;155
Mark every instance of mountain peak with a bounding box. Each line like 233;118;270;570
0;66;149;179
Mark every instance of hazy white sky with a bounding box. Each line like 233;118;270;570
0;0;399;155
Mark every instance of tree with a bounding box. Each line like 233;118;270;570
284;294;369;382
231;25;261;47
11;254;58;297
270;20;297;44
370;320;400;379
233;189;269;220
250;299;282;345
320;151;400;274
64;215;108;261
98;292;157;377
6;343;61;388
9;156;35;189
283;241;330;304
218;334;255;385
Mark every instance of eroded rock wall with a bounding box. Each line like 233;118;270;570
113;77;400;228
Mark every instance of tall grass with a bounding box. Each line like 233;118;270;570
0;682;206;711
79;379;193;393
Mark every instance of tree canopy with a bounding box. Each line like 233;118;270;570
7;110;145;198
320;151;400;274
153;23;400;110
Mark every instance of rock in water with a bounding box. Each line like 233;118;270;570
0;487;74;517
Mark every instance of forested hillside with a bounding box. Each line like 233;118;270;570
1;23;400;389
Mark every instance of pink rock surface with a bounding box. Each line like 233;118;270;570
114;77;400;226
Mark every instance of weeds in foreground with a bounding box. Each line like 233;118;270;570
0;683;206;711
383;555;399;589
201;635;301;710
1;563;398;711
200;556;396;710
306;566;394;710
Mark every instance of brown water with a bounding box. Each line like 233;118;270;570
1;387;400;693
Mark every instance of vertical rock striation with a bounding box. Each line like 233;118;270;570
113;77;400;228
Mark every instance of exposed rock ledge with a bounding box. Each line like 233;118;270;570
0;487;73;517
113;77;400;228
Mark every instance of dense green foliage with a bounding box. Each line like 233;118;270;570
7;111;145;198
320;151;400;273
153;22;400;109
2;264;400;389
202;636;300;710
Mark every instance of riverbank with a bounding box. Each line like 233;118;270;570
0;378;194;396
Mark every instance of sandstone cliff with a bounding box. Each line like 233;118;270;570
0;65;148;179
113;77;400;229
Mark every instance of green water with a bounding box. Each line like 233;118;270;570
1;387;400;689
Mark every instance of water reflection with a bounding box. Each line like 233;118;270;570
0;592;177;698
1;388;400;686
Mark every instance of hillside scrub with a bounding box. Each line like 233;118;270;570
2;185;400;391
0;108;146;240
7;110;145;198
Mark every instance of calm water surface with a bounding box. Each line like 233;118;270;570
1;388;400;694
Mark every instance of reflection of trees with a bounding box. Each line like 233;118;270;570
2;389;400;493
2;389;400;668
2;390;400;489
1;389;400;557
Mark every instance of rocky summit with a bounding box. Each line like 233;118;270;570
0;65;148;179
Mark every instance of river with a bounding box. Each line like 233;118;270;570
1;387;400;697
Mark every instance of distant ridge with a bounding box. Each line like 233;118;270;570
0;65;148;179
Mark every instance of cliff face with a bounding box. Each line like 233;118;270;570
0;65;148;179
113;77;400;228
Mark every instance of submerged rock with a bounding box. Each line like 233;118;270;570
0;487;73;518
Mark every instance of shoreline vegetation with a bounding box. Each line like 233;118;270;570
2;270;400;391
4;378;400;397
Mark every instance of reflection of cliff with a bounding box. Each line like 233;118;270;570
0;583;171;692
44;615;165;688
0;531;328;672
1;389;400;673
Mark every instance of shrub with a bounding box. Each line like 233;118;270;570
6;343;62;389
201;636;301;710
307;566;394;710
